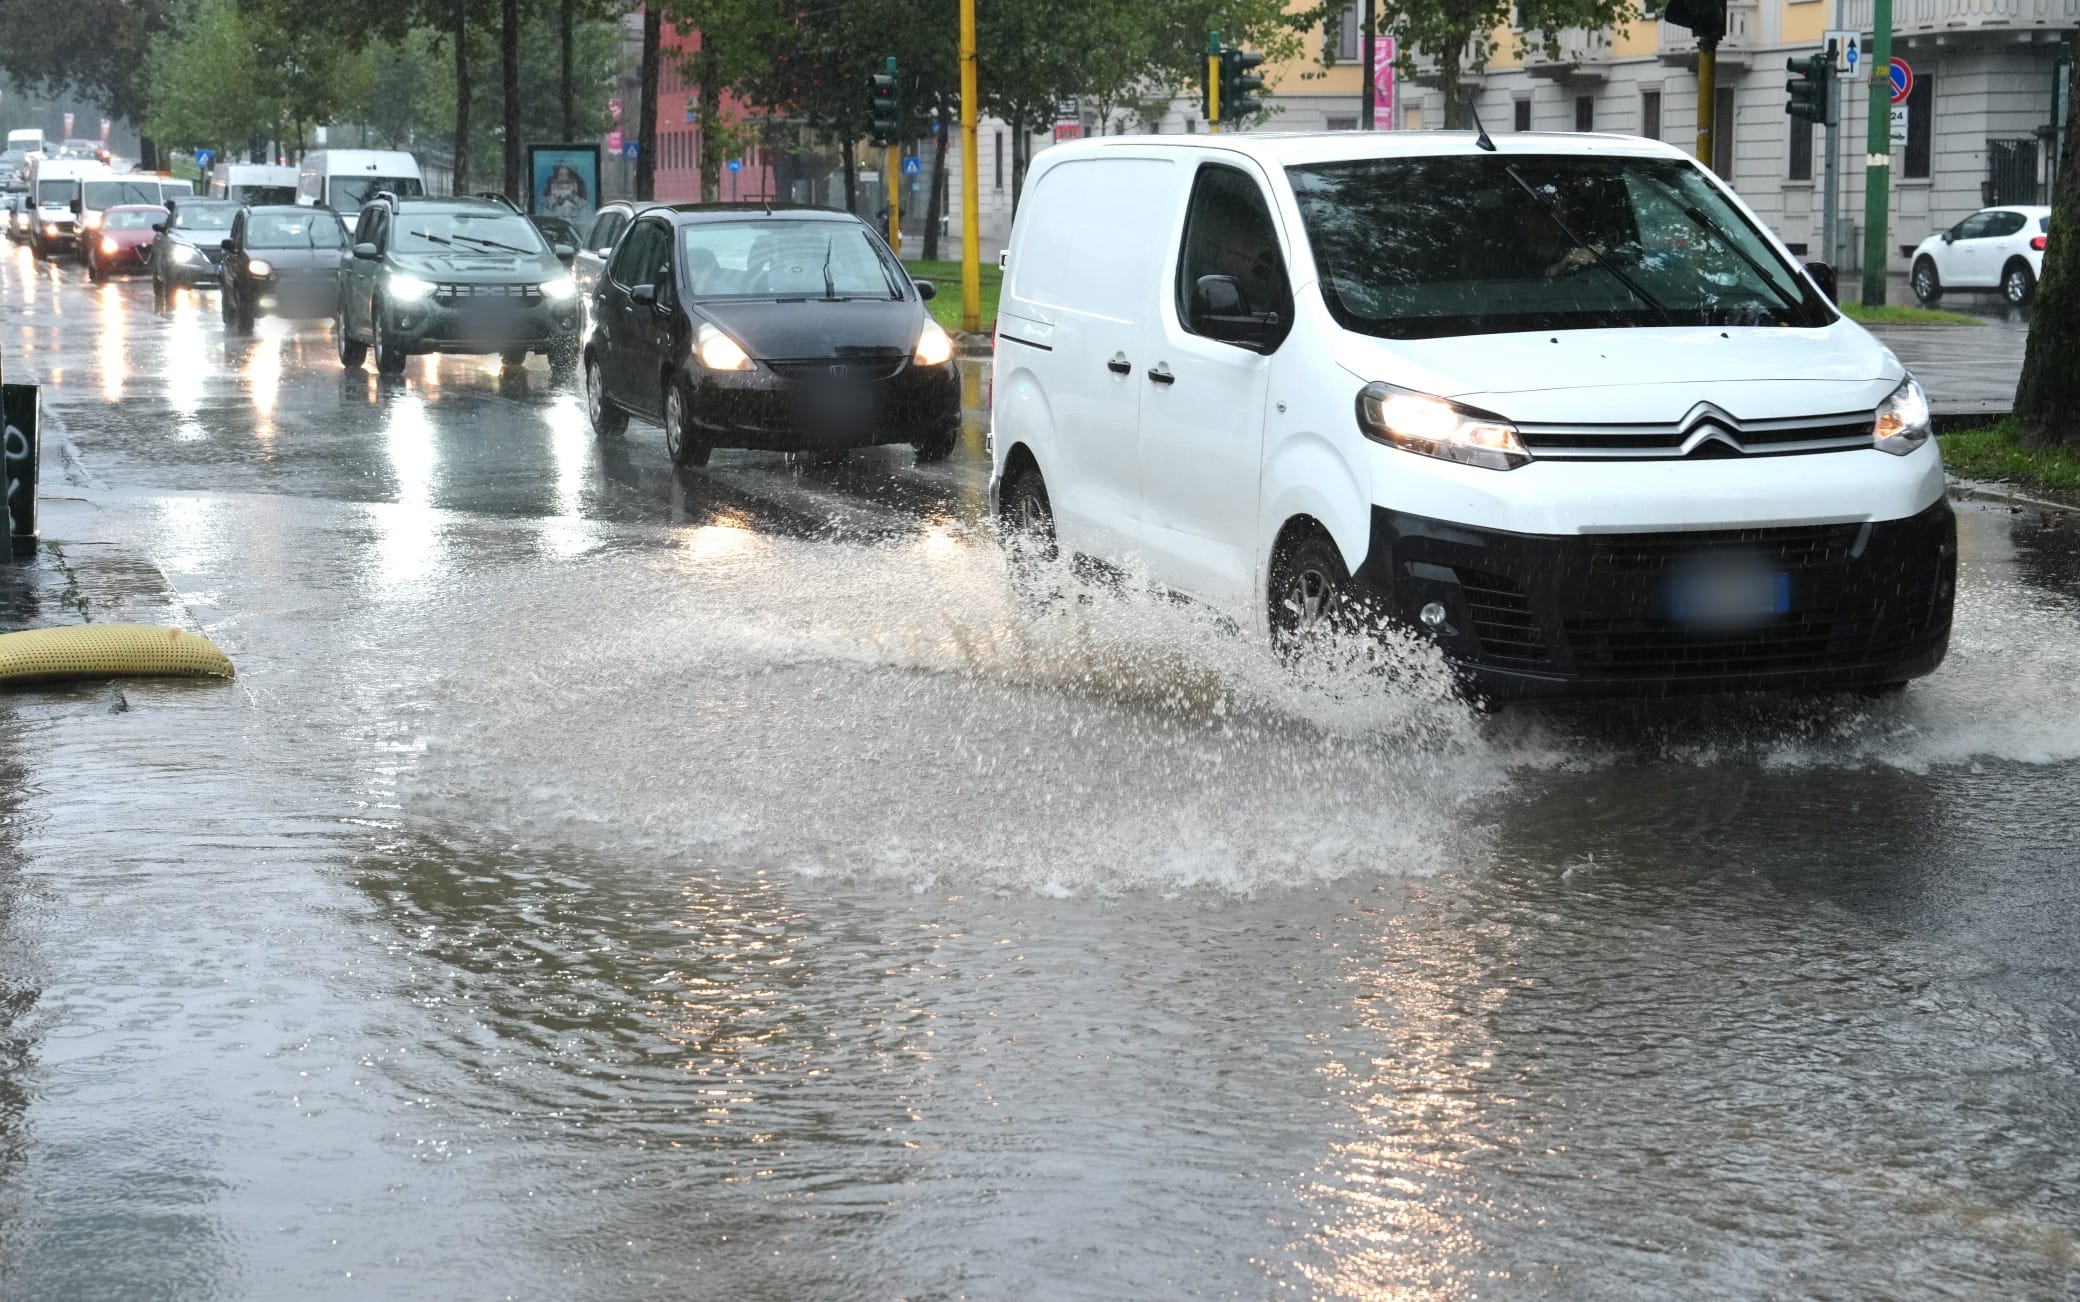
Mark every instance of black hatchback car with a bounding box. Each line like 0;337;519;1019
584;206;959;467
219;206;349;333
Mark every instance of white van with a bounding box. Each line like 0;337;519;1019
7;129;46;157
22;155;110;258
298;150;424;216
209;161;299;206
75;174;192;239
989;132;1955;700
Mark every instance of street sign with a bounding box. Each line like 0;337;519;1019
623;141;640;161
1890;105;1910;146
901;155;922;175
727;158;742;173
1825;29;1865;79
193;148;215;170
1053;98;1079;122
1889;57;1913;105
606;128;623;153
608;97;622;121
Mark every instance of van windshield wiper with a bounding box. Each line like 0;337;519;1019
1637;179;1808;321
1503;164;1675;326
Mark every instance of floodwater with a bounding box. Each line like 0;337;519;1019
3;241;2079;1300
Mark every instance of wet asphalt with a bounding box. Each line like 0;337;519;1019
2;243;2079;1301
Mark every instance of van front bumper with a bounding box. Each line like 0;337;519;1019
1352;498;1956;701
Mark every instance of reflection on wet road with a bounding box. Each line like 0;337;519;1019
4;240;2079;1299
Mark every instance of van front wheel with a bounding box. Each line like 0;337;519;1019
1000;461;1058;602
1268;528;1355;655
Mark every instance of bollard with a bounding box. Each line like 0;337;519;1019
3;382;38;560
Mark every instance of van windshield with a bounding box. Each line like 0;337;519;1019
1286;154;1833;340
327;175;424;212
233;185;297;205
37;180;76;203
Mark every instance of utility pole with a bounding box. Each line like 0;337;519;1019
959;0;980;334
1206;33;1222;134
1823;44;1841;271
1360;0;1377;131
1860;0;1894;306
1697;38;1717;166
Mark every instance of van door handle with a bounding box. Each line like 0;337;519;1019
1146;365;1175;385
1106;355;1131;375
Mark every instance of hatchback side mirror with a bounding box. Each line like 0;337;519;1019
151;222;166;234
220;238;236;252
1941;231;1954;244
630;282;657;307
353;242;378;260
1802;260;1838;302
914;278;937;301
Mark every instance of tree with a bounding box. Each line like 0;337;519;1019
1360;0;1643;127
2013;58;2080;450
653;0;785;202
0;0;181;163
142;0;278;154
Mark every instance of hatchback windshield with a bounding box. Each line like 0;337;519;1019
677;220;903;299
248;211;344;248
83;180;167;210
1287;153;1832;339
171;205;236;232
392;210;546;255
103;208;164;231
326;175;424;212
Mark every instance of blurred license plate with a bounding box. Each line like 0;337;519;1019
1670;569;1791;622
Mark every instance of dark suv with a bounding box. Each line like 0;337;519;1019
335;193;581;378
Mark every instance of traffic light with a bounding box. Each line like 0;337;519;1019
869;56;902;145
1220;45;1267;122
1785;50;1831;125
1662;0;1726;42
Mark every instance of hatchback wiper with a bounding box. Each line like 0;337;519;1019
451;233;532;255
1503;164;1674;326
821;236;836;300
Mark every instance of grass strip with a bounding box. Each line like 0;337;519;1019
904;259;1000;336
1840;302;1984;326
1941;418;2080;494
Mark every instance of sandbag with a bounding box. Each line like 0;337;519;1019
0;624;235;684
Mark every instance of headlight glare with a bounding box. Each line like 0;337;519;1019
1355;381;1528;471
82;211;102;230
98;237;117;255
387;272;435;300
1873;375;1932;457
913;319;953;366
169;242;195;263
246;258;274;277
696;324;752;371
539;275;577;300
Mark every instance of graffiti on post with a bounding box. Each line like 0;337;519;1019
3;383;39;559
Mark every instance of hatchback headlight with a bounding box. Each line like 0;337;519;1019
539;275;577;300
1872;375;1932;457
1355;381;1528;472
246;258;274;278
387;272;435;300
913;319;953;367
696;323;752;371
169;242;196;263
98;237;117;255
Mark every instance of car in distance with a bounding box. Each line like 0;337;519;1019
151;199;239;307
1908;205;2050;306
297;149;425;219
218;206;350;333
208;161;299;206
336;193;581;377
75;175;192;246
583;204;959;467
23;155;109;258
530;214;581;267
571;200;659;299
990;132;1954;701
3;193;31;243
85;204;167;281
0;149;27;192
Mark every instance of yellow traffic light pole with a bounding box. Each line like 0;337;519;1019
959;0;980;334
1208;52;1222;133
886;144;900;255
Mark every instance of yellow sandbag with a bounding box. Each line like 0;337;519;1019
0;624;235;684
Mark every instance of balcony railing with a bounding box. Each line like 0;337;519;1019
1525;28;1616;79
1839;0;2080;35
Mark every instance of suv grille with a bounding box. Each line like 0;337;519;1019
1516;409;1876;460
434;282;544;306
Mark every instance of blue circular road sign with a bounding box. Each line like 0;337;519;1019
1889;58;1913;104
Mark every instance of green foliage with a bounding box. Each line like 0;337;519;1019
143;0;274;152
1941;420;2080;494
906;258;1002;332
0;0;180;124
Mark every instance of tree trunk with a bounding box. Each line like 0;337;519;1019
1010;113;1026;216
1439;54;1462;129
698;44;723;203
922;105;949;260
841;137;857;215
560;0;574;141
501;0;521;200
138;136;158;172
453;0;471;193
636;4;659;201
2013;59;2080;449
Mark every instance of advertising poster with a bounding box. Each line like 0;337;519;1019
527;144;602;229
1371;36;1397;129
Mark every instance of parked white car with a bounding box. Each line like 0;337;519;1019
990;131;1955;701
1909;206;2050;306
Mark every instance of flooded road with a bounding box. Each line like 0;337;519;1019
4;245;2080;1300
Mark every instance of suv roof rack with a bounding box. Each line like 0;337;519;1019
472;190;521;212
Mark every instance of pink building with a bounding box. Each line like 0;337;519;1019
651;21;776;204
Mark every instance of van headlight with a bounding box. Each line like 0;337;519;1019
1873;375;1932;457
1355;381;1528;471
696;323;753;371
913;319;953;367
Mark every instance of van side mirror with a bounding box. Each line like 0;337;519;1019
69;198;81;214
913;278;937;301
1191;274;1278;348
352;242;378;260
151;222;166;234
1802;261;1837;302
220;238;236;252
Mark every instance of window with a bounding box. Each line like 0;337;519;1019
1515;99;1533;131
1327;116;1359;132
1331;3;1361;63
1904;74;1932;178
390;210;546;255
1789;116;1813;181
1985;210;2028;237
247;211;344;248
994;131;1004;189
1574;97;1594;132
585;210;623;252
1175;164;1293;350
1640;91;1661;141
678;219;903;299
1404;106;1424;130
1952;211;1996;240
1712;86;1735;177
609;218;665;286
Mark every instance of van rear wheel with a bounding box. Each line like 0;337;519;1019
1268;528;1356;656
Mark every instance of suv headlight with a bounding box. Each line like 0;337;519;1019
387;272;435;300
913;319;953;366
1873;375;1932;457
539;275;577;300
1355;381;1528;472
696;323;752;371
246;258;274;278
